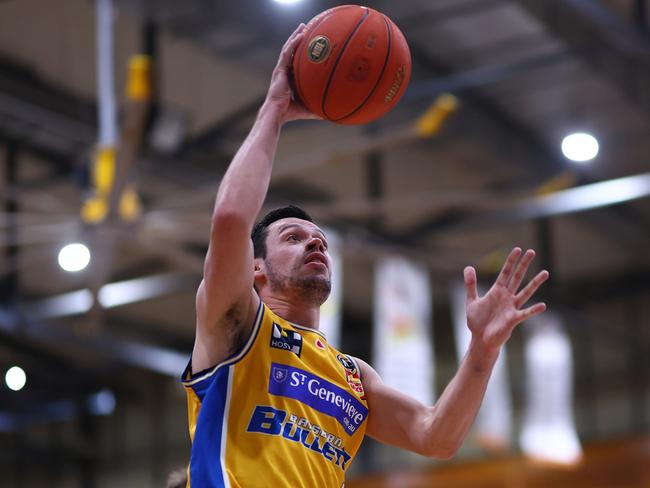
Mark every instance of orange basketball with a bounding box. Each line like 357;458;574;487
292;5;411;125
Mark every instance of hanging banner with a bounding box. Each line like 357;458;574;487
373;256;433;405
450;281;513;451
519;311;582;465
319;228;343;349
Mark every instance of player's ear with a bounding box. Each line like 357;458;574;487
253;258;266;285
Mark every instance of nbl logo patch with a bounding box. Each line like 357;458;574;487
270;323;303;357
336;354;356;373
337;354;365;399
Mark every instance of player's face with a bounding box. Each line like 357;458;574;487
262;218;332;304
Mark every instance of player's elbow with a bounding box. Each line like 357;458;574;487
211;207;250;237
426;442;460;460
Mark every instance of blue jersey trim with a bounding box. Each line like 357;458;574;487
188;366;231;487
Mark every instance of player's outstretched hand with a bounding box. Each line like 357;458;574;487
463;248;549;354
267;23;321;124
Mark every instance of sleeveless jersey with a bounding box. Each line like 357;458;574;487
182;301;369;487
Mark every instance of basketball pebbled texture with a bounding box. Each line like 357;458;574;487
292;5;411;125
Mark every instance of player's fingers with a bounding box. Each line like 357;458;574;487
507;249;535;292
515;270;549;308
464;266;478;303
285;23;307;45
277;24;307;67
513;302;546;324
495;247;522;287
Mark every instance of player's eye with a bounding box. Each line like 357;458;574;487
287;234;298;241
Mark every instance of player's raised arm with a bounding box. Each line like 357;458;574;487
358;248;549;458
192;24;314;373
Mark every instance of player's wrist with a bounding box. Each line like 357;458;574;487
466;337;500;372
259;98;286;123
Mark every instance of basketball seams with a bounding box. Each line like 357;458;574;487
321;7;371;118
332;14;393;123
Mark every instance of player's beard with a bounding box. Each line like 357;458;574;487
265;259;331;306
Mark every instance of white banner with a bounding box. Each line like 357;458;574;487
373;256;433;405
519;311;582;465
319;228;342;349
450;281;513;451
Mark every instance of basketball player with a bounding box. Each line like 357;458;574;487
182;24;549;487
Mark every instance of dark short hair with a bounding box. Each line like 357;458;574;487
251;205;313;259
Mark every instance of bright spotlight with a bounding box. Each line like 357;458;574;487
273;0;302;4
58;243;91;272
5;366;26;391
561;132;599;162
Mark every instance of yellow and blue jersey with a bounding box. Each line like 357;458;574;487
182;301;368;487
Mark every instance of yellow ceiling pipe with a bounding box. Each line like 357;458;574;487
415;93;459;138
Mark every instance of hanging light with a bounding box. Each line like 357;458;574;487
561;132;599;162
58;243;91;272
5;366;26;392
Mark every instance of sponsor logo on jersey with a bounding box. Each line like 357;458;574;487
269;363;368;435
270;323;303;357
247;405;351;470
337;354;366;399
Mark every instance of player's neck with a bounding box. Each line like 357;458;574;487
262;293;321;330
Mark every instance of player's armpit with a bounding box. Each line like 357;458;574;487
192;287;260;374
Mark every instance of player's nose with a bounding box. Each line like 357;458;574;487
306;236;326;253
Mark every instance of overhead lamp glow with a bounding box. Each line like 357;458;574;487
5;366;26;392
88;388;116;416
58;243;91;272
273;0;302;4
561;132;599;162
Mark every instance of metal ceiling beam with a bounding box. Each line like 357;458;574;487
404;48;570;102
408;42;567;179
178;95;265;155
515;0;650;114
0;309;187;377
0;57;94;180
403;36;650;245
404;172;650;239
0;57;96;144
396;0;509;31
21;271;197;321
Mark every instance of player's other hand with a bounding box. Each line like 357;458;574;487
266;23;321;124
464;248;549;355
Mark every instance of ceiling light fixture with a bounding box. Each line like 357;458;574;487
561;132;599;163
5;366;26;392
58;243;91;272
